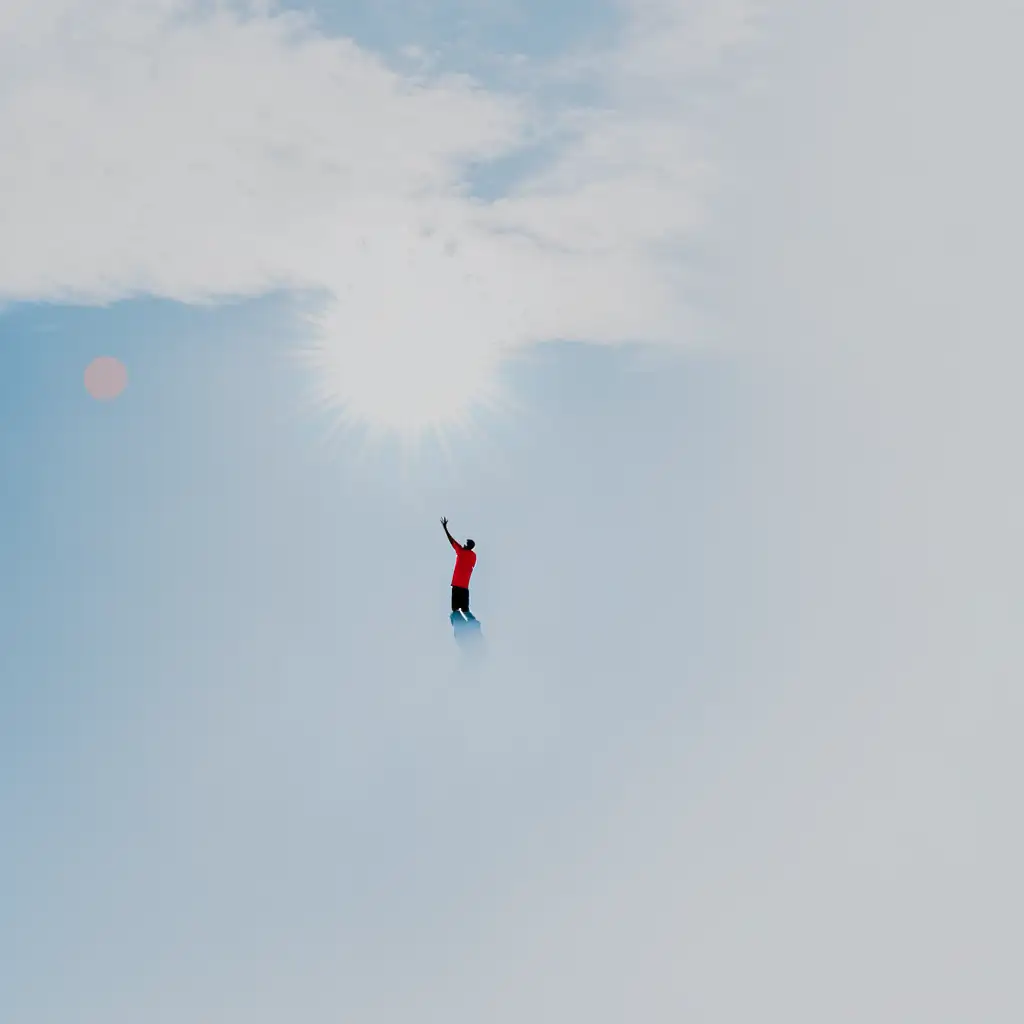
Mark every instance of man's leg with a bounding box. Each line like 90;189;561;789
452;587;468;613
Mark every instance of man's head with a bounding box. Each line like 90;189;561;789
465;539;475;550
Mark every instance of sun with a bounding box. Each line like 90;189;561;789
303;298;506;441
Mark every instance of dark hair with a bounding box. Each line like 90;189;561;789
465;539;476;550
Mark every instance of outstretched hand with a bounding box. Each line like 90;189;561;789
441;516;448;529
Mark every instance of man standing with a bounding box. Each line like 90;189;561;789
441;517;477;618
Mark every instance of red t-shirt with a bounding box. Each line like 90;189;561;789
451;545;477;588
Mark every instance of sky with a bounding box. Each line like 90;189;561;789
2;1;1022;1022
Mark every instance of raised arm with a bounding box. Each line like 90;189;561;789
441;516;463;550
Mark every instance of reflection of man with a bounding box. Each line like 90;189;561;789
441;517;477;618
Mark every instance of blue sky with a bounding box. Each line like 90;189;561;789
304;0;623;62
3;1;1023;1022
1;293;757;1021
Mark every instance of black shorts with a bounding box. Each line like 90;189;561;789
451;586;470;613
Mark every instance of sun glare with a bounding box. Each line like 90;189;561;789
304;300;506;440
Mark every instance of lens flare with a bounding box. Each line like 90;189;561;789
84;356;128;400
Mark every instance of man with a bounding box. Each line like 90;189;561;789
441;517;477;618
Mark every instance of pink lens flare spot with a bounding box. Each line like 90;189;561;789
84;357;128;401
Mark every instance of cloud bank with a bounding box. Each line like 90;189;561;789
0;0;752;362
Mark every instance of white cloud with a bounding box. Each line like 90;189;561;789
0;1;522;301
0;0;748;355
